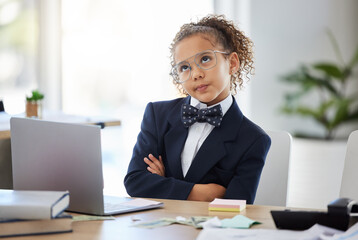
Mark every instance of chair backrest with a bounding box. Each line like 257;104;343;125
0;100;4;112
254;130;292;206
339;130;358;200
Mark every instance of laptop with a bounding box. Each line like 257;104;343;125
10;117;163;216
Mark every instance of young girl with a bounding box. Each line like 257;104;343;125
124;15;271;203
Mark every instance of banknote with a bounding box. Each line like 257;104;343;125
132;218;176;229
73;215;116;221
132;216;213;229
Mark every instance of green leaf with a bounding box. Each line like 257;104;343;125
313;63;343;79
281;66;340;97
302;71;340;96
26;90;44;101
285;91;308;103
296;106;321;118
280;106;294;114
331;99;350;128
318;100;335;116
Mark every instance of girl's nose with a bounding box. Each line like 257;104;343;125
190;64;205;81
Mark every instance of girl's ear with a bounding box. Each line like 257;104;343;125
229;52;240;74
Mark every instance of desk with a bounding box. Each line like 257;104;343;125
2;199;284;240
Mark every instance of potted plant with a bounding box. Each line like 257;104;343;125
280;33;358;140
26;90;44;118
280;32;358;209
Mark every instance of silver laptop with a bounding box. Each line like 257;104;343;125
10;117;162;215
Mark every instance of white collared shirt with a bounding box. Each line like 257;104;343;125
181;94;233;177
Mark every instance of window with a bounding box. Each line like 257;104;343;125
0;0;38;114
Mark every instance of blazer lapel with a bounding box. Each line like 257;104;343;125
184;98;244;183
164;97;190;180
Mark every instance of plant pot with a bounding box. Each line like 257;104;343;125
26;100;43;118
287;137;347;209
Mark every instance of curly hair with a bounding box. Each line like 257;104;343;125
169;14;254;95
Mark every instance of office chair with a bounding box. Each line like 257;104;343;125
0;100;4;112
254;130;292;206
339;130;358;200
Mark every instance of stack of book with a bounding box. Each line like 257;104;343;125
0;189;72;238
209;198;246;212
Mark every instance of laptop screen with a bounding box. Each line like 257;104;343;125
10;117;106;215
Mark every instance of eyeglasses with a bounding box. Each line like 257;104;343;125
171;49;229;83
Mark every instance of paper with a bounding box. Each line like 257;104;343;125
178;216;213;228
200;215;260;229
221;215;261;228
132;215;259;230
199;217;223;229
132;218;175;229
209;198;246;212
320;222;358;240
132;216;213;229
123;198;162;207
196;223;344;240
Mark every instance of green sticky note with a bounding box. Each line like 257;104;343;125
221;215;261;229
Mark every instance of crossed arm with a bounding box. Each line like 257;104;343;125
144;154;226;201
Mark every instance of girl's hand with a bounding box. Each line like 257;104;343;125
144;154;165;177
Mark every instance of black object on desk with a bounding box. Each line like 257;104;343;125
271;198;358;231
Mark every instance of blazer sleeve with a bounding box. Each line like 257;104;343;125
224;134;271;204
124;102;194;200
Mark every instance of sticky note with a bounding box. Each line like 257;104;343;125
209;198;246;212
221;215;260;228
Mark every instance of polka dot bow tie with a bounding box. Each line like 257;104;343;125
181;103;223;128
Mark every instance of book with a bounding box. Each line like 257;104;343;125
209;198;246;212
0;213;72;238
0;189;69;220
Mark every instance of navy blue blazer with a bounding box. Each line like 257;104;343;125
124;96;271;204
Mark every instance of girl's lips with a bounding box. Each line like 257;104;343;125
196;84;208;92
